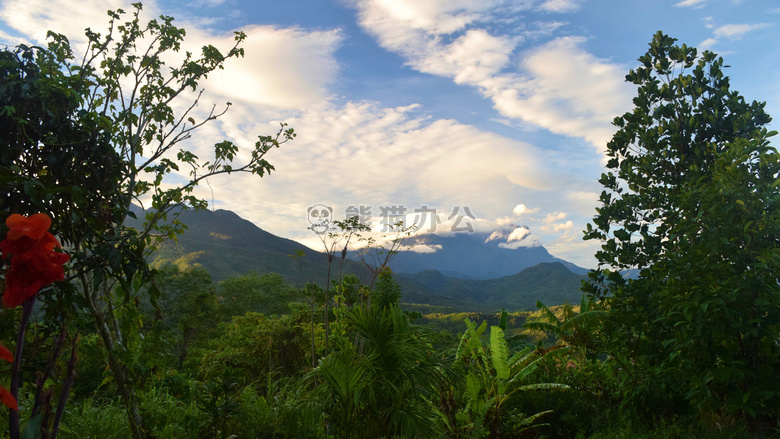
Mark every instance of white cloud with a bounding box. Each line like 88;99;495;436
204;26;342;109
674;0;707;9
697;20;771;52
0;0;137;45
433;29;516;85
490;37;633;150
713;23;771;40
498;225;539;249
544;232;599;269
403;244;443;254
699;37;718;50
0;29;26;46
537;0;582;13
485;230;505;242
498;240;541;249
0;0;342;112
350;0;633;151
564;191;599;217
540;220;573;232
513;204;540;216
543;211;567;223
354;0;502;36
191;100;559;240
507;226;531;241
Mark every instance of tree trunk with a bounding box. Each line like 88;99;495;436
88;288;148;439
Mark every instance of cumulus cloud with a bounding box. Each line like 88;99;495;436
203;26;342;109
513;204;540;216
0;0;137;45
349;0;633;151
543;211;567;223
490;37;633;150
353;0;502;37
507;226;531;242
498;226;540;249
0;0;343;112
540;220;573;233
188;99;559;241
428;29;516;85
0;0;616;269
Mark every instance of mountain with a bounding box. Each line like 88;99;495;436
148;208;350;285
396;262;587;311
380;227;588;279
143;208;587;311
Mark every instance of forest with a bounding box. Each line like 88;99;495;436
1;4;779;439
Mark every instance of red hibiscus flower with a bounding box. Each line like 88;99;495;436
1;214;70;308
5;213;50;241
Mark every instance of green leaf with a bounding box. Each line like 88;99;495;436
21;412;42;439
498;308;508;331
490;326;509;380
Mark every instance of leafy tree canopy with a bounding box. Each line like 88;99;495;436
584;31;780;424
0;4;293;437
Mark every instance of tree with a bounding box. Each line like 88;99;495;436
196;309;312;389
312;215;369;356
217;272;300;318
0;4;294;438
584;31;780;427
303;305;445;438
145;264;220;369
371;267;401;311
355;219;416;295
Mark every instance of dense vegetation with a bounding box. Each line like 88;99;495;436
0;5;777;438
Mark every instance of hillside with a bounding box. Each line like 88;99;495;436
147;208;588;311
386;231;587;278
397;262;587;311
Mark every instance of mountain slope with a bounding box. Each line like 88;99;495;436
146;208;588;311
150;209;345;284
396;262;586;311
385;231;587;279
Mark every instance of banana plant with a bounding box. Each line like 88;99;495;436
523;295;608;361
441;309;568;438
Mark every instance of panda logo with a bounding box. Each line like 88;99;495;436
307;204;333;235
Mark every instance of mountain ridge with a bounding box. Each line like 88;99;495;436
384;230;588;279
145;207;588;311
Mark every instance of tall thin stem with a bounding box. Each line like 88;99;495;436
9;295;36;439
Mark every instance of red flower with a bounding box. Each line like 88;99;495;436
0;344;11;363
0;344;16;411
1;214;70;308
5;214;51;241
0;386;17;411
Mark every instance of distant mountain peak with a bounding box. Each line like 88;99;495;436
384;227;582;279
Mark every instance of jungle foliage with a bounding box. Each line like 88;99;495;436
0;5;777;437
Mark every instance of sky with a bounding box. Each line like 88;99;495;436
0;0;778;269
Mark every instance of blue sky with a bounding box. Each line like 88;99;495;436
1;0;777;268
